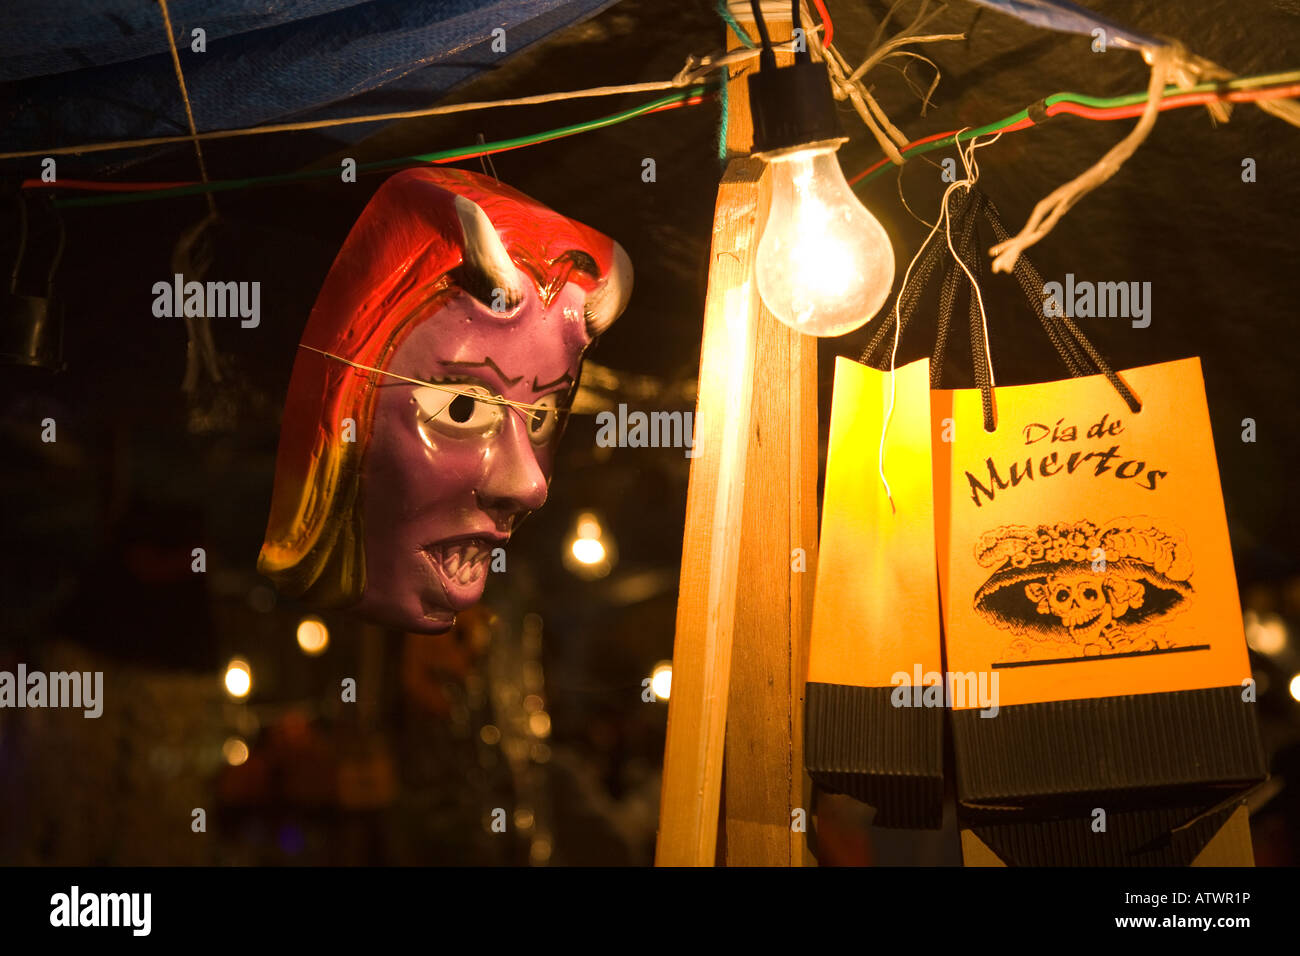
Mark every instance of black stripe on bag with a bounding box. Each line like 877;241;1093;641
805;681;945;829
950;685;1267;806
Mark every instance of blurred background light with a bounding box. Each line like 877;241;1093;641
528;711;552;738
296;616;330;656
224;658;252;698
529;835;553;865
571;536;606;565
651;661;672;701
1245;609;1288;656
576;514;602;540
222;736;249;766
563;510;615;579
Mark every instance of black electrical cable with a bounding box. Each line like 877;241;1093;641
792;0;810;60
750;0;777;69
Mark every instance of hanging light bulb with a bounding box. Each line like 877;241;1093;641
755;143;894;336
746;13;895;337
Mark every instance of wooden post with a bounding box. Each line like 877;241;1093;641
654;156;764;866
656;4;817;867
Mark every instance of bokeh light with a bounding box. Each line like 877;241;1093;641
1245;609;1288;656
571;537;607;565
564;510;615;579
224;658;252;698
651;661;672;701
296;616;330;656
222;736;249;766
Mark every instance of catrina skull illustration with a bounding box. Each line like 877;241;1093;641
973;518;1194;657
258;167;632;633
1024;571;1146;644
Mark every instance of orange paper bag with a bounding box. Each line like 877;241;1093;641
805;356;944;828
933;357;1266;806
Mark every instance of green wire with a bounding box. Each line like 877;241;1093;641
55;84;717;209
860;108;1031;177
854;68;1300;188
1045;68;1300;109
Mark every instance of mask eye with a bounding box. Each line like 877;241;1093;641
524;393;564;445
1055;589;1071;604
414;384;503;437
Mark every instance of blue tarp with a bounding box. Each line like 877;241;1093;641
0;1;615;163
964;0;1162;51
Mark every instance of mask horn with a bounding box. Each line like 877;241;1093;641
453;195;523;310
584;241;633;338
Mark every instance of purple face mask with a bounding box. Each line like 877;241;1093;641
257;168;632;634
353;281;590;633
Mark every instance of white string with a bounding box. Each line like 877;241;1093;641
877;130;1002;507
877;183;950;510
945;133;1000;391
297;344;563;415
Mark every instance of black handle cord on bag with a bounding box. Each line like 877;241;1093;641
859;185;1140;433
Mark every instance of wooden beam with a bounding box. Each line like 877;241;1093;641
724;273;819;866
657;4;817;867
720;6;817;867
655;156;765;866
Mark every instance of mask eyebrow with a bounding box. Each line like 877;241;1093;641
532;372;574;393
297;344;557;413
441;357;523;386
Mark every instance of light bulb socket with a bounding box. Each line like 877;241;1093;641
747;60;842;156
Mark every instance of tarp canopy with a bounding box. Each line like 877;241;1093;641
0;0;615;161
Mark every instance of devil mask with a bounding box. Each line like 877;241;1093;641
258;168;632;633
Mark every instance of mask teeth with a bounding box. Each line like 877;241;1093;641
436;539;496;585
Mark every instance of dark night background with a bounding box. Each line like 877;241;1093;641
1;0;1299;865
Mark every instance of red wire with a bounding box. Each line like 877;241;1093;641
849;83;1300;187
1046;82;1300;121
846;115;1035;186
812;0;833;48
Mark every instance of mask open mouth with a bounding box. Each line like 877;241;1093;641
421;536;499;610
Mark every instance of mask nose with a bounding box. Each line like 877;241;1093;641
475;413;548;525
